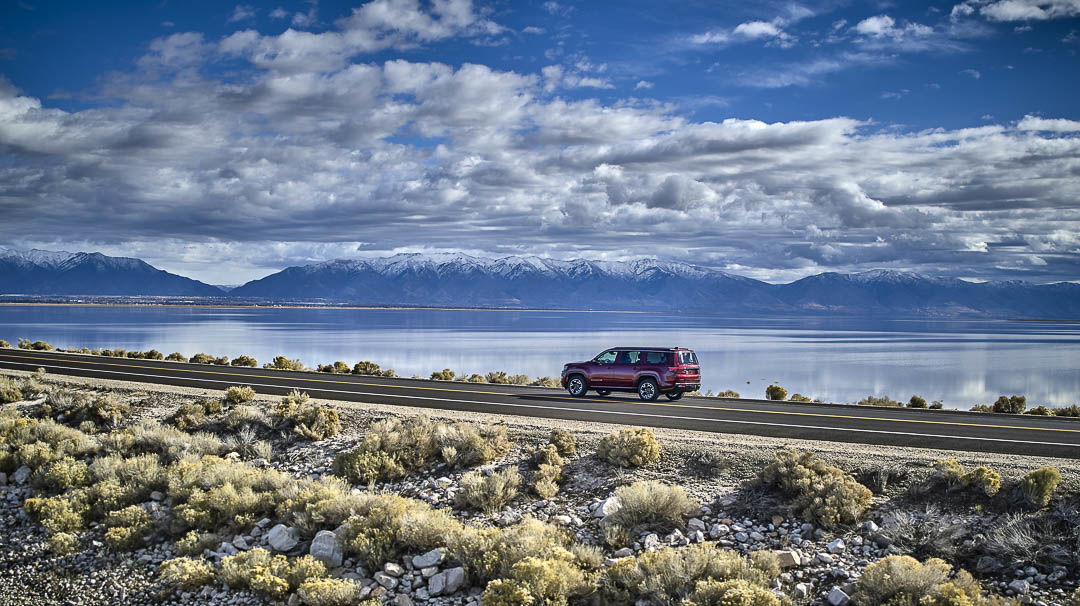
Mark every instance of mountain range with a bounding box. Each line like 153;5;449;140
2;248;1078;318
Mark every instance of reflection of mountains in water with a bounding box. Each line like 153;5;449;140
3;248;1079;318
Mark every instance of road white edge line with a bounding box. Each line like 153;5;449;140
6;361;1079;449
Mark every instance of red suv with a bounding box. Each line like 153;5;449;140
561;347;701;401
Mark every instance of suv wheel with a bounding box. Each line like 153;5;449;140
665;391;684;401
637;378;659;402
566;375;588;397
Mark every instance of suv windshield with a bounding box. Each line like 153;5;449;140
677;351;698;365
594;351;617;364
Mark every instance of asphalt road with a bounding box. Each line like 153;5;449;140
1;348;1078;459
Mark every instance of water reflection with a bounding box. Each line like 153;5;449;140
1;305;1077;409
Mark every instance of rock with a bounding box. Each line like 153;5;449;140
554;515;572;525
310;530;343;567
734;532;749;543
374;572;399;590
643;534;660;550
827;539;846;554
421;566;439;578
709;524;730;538
150;491;164;501
595;496;623;518
749;531;765;542
498;510;522;526
690;530;705;543
232;535;250;551
394;596;414;606
864;521;879;533
771;515;784;526
0;472;6;485
1008;580;1030;595
384;562;405;577
613;548;634;558
12;466;31;485
817;553;834;564
776;550;802;568
827;587;851;605
794;583;812;599
687;518;706;533
266;524;300;552
429;567;466;596
412;548;445;569
976;556;1002;574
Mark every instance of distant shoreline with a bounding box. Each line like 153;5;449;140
0;301;648;314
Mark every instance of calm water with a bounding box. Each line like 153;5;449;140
1;305;1078;409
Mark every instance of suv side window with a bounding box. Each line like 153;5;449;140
594;351;617;364
645;351;670;365
617;350;642;364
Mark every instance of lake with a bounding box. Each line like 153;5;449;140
1;304;1078;409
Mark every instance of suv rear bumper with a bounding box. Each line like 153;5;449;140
668;382;700;391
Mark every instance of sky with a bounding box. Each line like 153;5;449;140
1;0;1079;285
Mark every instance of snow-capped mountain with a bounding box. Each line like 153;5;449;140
229;253;1080;317
229;253;786;312
0;249;223;296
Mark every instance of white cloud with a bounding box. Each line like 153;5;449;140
952;0;1080;21
694;18;795;47
960;68;982;78
634;80;654;90
1017;114;1080;131
269;7;288;19
2;13;1079;283
228;4;255;22
522;26;545;35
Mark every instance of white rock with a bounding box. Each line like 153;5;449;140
817;553;834;564
374;572;399;590
429;566;466;596
827;538;846;554
412;548;445;569
794;582;812;598
776;550;802;568
1008;580;1030;595
709;524;730;538
594;496;622;518
554;515;572;525
613;547;634;558
310;530;343;567
232;535;250;551
384;562;405;577
827;587;850;605
266;524;299;552
13;466;31;485
421;566;439;578
687;518;706;533
864;521;879;533
643;534;660;550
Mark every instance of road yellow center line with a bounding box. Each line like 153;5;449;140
3;351;1079;436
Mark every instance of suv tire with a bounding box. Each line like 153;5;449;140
637;378;660;402
665;391;684;401
566;374;588;397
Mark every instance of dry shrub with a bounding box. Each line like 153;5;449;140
852;555;1009;606
160;556;216;589
332;416;510;484
758;449;871;529
927;459;1001;497
764;385;786;400
225;385;256;405
297;578;365;606
273;390;341;441
548;428;577;456
456;468;521;512
597;427;661;468
219;549;326;598
601;480;699;546
430;368;456;380
599;543;779;604
223;405;270;431
230;355;258;367
1013;467;1061;509
481;552;590;606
